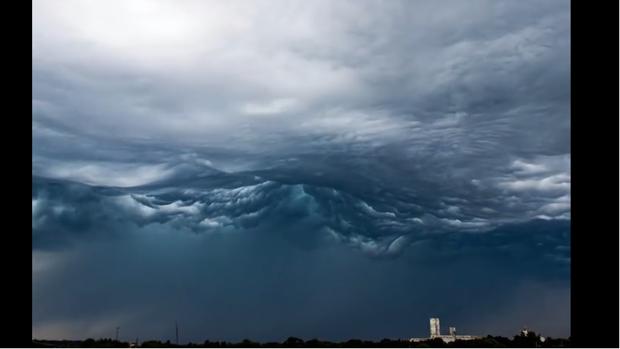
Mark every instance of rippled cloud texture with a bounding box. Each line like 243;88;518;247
33;0;570;342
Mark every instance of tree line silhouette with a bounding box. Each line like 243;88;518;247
32;331;570;348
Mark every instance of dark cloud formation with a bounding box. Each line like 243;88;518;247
33;0;570;342
32;175;569;341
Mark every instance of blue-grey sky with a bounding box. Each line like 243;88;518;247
32;0;570;342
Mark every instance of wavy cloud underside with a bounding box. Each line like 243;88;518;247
32;155;570;262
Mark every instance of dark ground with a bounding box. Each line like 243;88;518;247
32;331;570;348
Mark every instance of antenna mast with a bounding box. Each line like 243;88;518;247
175;321;179;345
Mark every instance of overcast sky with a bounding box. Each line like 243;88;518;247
33;0;570;342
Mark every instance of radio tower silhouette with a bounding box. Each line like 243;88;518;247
175;321;179;345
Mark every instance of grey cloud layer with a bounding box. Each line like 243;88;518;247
33;0;569;152
33;0;570;225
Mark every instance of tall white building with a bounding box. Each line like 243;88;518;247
430;318;440;338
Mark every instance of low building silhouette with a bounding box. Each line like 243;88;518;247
410;318;481;343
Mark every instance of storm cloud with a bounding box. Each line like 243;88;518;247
33;0;570;342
